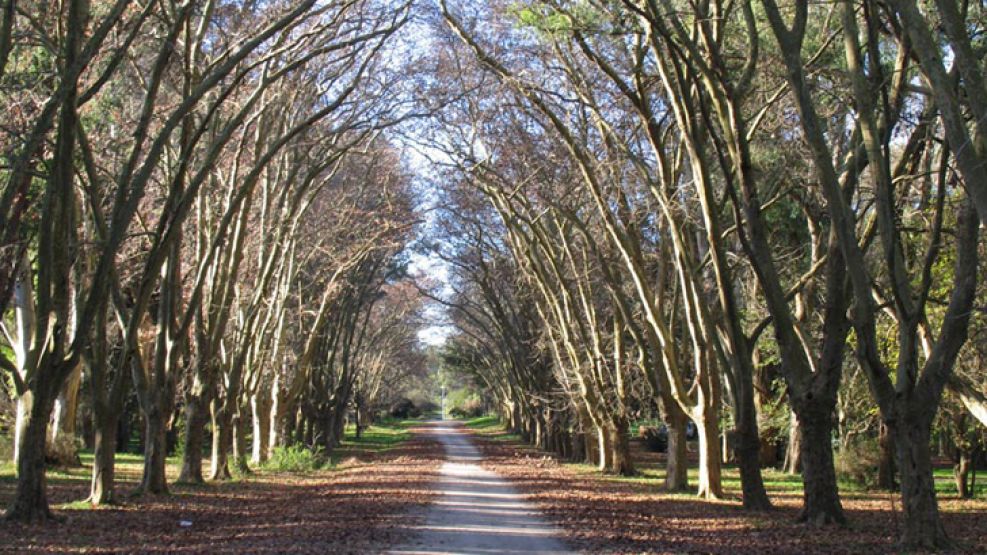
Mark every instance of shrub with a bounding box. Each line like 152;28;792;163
836;440;880;489
638;426;668;453
449;398;484;419
447;388;484;419
417;400;439;414
264;445;324;472
389;398;419;419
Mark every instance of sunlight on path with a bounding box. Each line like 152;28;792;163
389;421;573;555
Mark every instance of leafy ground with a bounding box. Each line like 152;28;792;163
0;420;441;554
471;421;987;554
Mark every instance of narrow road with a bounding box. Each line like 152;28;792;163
391;420;572;555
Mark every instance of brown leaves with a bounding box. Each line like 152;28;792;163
474;437;987;554
0;438;443;553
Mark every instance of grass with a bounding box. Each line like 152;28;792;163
537;447;985;501
0;419;419;484
339;418;416;453
933;467;987;497
460;414;526;443
463;415;501;430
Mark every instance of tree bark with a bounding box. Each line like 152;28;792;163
12;391;32;465
269;386;289;454
784;410;802;474
737;417;772;508
139;403;169;495
5;384;58;521
209;399;232;480
232;403;250;474
877;421;897;491
796;408;845;525
251;392;271;464
695;413;724;499
89;411;118;504
954;451;972;499
609;418;635;476
597;423;614;473
664;399;689;492
176;392;209;483
48;362;82;466
896;415;951;548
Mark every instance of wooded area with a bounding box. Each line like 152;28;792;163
0;0;986;552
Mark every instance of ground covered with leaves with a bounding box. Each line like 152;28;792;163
469;421;987;554
0;423;441;554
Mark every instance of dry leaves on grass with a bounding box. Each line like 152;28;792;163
476;438;987;554
0;437;442;554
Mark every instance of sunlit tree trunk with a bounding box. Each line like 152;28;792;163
48;363;82;466
251;391;271;465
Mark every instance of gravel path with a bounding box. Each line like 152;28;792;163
390;420;572;555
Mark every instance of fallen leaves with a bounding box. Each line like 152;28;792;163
475;436;987;554
0;436;442;553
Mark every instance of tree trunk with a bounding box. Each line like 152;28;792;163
12;391;32;464
735;386;772;509
48;362;82;466
534;414;544;450
570;427;585;462
177;393;208;483
302;412;314;446
576;406;597;464
664;400;689;492
270;389;291;454
736;425;772;509
232;402;250;474
609;418;635;476
89;411;118;505
784;410;802;474
694;413;724;499
796;409;845;525
877;421;897;491
597;423;614;472
954;451;972;499
210;399;232;480
251;392;271;464
330;405;348;451
5;385;58;522
896;417;951;549
354;400;364;440
139;404;169;495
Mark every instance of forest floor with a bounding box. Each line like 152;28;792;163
466;417;987;554
0;420;443;553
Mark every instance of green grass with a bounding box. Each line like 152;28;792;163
460;415;526;443
933;467;987;497
340;419;414;452
58;499;96;510
548;451;986;501
462;415;501;430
